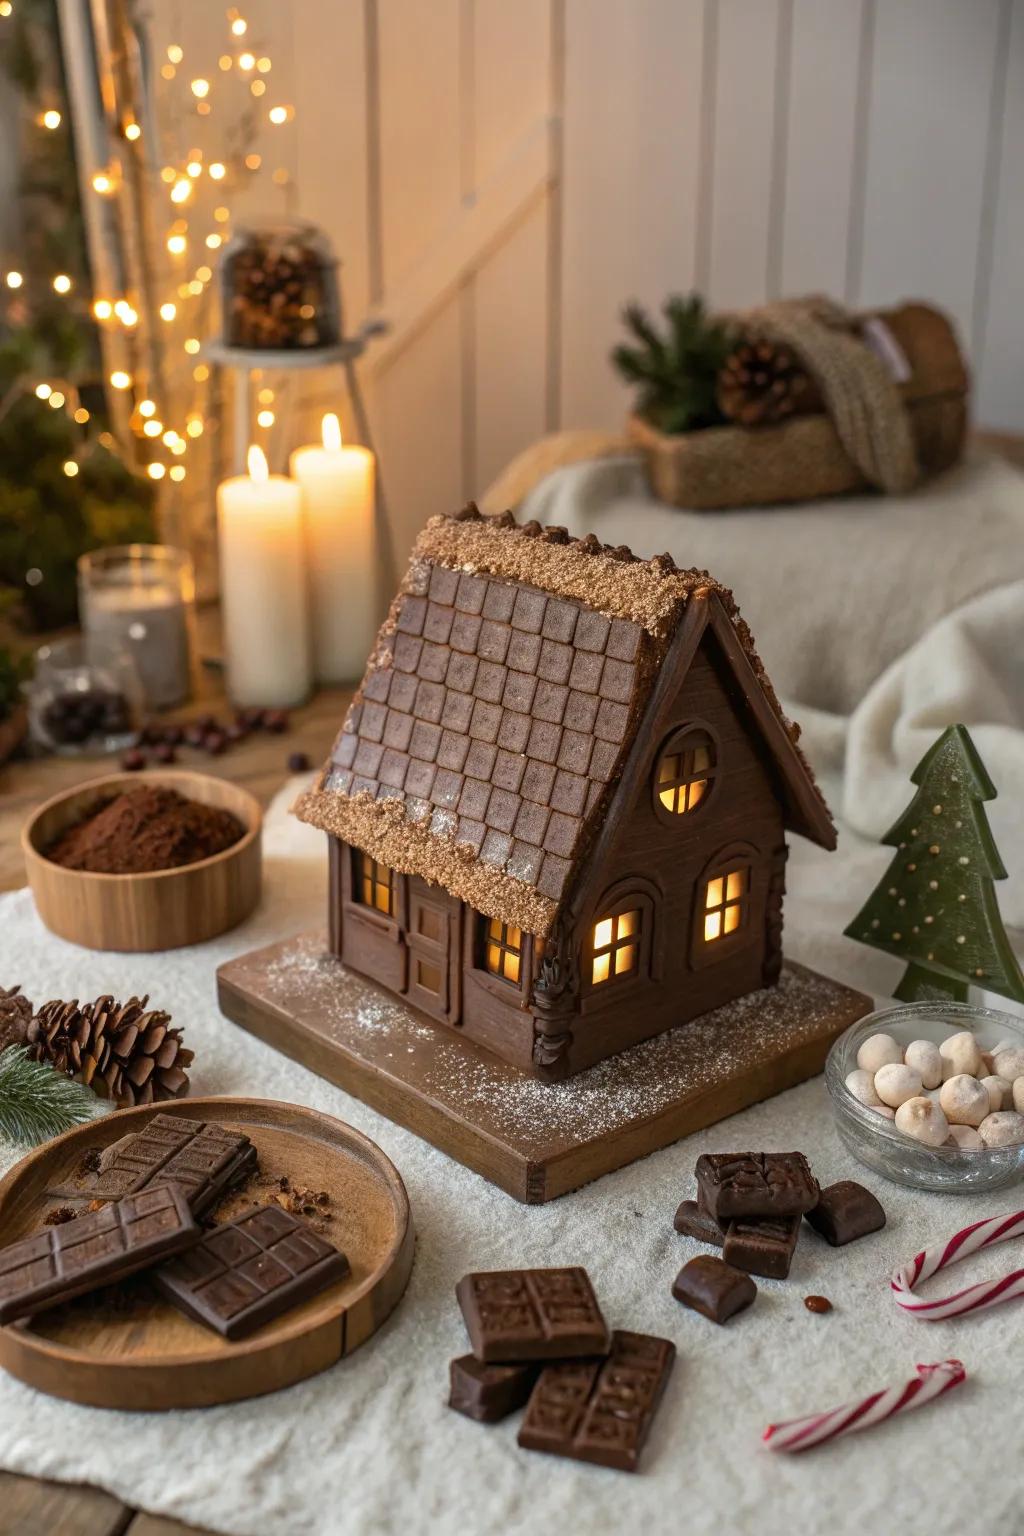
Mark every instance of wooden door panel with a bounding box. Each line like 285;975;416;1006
406;879;461;1024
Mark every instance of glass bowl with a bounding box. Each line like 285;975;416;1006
825;1001;1024;1193
27;637;142;757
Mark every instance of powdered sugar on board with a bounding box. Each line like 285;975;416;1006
235;931;865;1151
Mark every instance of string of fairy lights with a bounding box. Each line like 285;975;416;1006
0;3;296;487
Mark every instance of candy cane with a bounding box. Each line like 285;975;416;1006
891;1208;1024;1320
762;1360;966;1453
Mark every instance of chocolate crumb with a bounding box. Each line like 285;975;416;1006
804;1294;833;1314
43;1206;76;1226
81;1148;102;1173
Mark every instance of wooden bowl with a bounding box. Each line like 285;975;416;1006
0;1097;415;1409
22;770;262;952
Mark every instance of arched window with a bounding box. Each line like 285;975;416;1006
692;844;756;965
654;725;717;820
586;880;659;993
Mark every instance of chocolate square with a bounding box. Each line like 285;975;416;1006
456;1267;610;1363
722;1216;801;1280
672;1256;756;1324
449;1355;539;1424
695;1153;820;1222
673;1200;724;1246
804;1181;885;1247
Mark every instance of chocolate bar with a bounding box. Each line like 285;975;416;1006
804;1180;886;1247
672;1255;757;1324
518;1330;674;1472
673;1199;724;1246
456;1267;610;1364
74;1115;257;1216
0;1186;198;1325
153;1203;349;1340
448;1355;539;1423
695;1152;819;1222
722;1215;801;1280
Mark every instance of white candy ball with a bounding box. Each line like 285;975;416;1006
903;1039;943;1089
875;1063;923;1108
1014;1077;1024;1116
978;1111;1024;1148
993;1048;1024;1083
868;1103;896;1120
845;1068;882;1107
857;1033;903;1073
939;1031;984;1081
981;1075;1012;1113
939;1074;991;1127
895;1097;950;1147
946;1124;984;1150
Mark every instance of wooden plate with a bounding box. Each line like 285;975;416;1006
0;1098;414;1410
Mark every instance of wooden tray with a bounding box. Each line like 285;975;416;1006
0;1098;414;1410
218;930;872;1203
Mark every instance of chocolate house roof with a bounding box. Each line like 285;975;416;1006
294;507;835;937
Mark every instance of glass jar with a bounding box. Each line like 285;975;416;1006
79;544;196;710
825;1001;1024;1193
221;220;341;351
28;637;142;756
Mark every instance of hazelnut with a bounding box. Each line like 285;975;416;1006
980;1075;1012;1113
868;1104;896;1120
946;1124;984;1150
1014;1077;1024;1116
856;1033;903;1074
895;1097;949;1146
977;1111;1024;1148
875;1063;923;1108
845;1068;882;1108
903;1039;943;1090
939;1074;990;1127
939;1031;984;1081
993;1048;1024;1084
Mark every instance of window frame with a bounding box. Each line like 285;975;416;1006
470;912;533;1003
482;917;525;987
348;847;404;935
690;843;757;969
652;723;719;825
582;879;660;1003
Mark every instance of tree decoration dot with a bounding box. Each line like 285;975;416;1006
845;725;1024;1005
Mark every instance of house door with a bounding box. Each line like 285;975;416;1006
406;878;461;1025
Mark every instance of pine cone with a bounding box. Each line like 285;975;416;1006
0;985;33;1052
27;994;193;1108
716;339;821;427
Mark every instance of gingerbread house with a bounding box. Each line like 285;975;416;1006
294;506;836;1081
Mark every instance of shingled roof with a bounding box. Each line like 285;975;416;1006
294;506;833;936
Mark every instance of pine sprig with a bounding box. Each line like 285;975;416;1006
612;292;736;435
0;1045;97;1146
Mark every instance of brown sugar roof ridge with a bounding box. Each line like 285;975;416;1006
293;504;834;936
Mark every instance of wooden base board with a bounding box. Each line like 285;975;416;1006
217;932;871;1204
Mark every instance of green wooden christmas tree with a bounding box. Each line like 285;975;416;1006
845;725;1024;1005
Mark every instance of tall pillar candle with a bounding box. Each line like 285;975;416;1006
216;445;311;707
290;413;376;682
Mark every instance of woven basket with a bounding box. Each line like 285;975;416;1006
629;303;968;511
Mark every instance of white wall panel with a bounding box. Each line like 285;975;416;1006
975;0;1023;431
560;0;706;430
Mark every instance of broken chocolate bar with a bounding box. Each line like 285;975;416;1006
0;1186;198;1325
448;1355;539;1423
804;1180;885;1247
153;1203;349;1340
722;1215;801;1280
518;1330;674;1472
456;1267;610;1363
695;1152;819;1222
673;1199;724;1246
672;1255;757;1324
66;1115;257;1217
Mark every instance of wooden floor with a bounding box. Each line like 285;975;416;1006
0;621;351;1533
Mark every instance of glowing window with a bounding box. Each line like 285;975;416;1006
485;918;522;984
358;853;394;915
591;908;640;986
657;729;716;815
703;865;749;943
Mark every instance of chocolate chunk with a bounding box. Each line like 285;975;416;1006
672;1255;757;1324
518;1330;674;1472
695;1153;819;1222
803;1180;885;1247
76;1116;257;1217
456;1267;610;1363
153;1204;349;1340
673;1199;724;1246
722;1215;801;1280
448;1355;539;1423
0;1186;198;1325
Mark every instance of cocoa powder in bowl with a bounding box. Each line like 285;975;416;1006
46;785;246;875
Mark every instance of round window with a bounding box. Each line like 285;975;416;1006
654;726;717;818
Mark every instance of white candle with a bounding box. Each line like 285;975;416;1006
290;413;376;683
217;445;311;707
